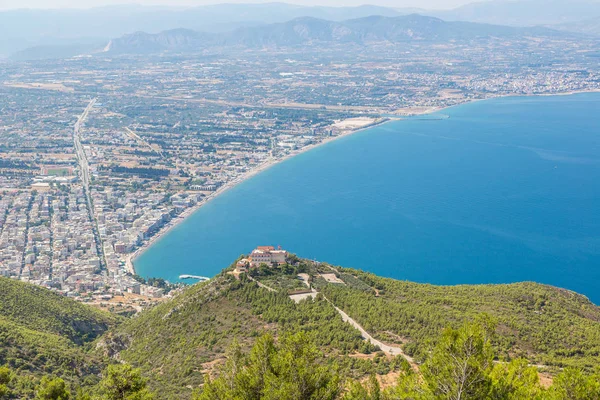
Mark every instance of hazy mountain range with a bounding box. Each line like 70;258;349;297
103;15;573;56
0;3;407;57
553;16;600;36
434;0;600;26
3;0;600;59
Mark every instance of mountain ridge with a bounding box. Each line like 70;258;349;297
105;14;573;56
552;16;600;36
105;259;600;397
2;255;600;397
0;3;405;57
430;0;600;26
4;1;600;58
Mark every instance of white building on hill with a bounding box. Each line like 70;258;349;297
249;246;288;267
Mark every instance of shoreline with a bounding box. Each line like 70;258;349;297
126;89;600;276
126;117;394;275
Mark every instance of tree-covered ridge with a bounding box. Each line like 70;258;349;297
2;259;600;398
109;273;381;398
2;322;600;399
107;276;270;397
0;316;105;379
0;277;118;345
109;260;600;397
319;268;600;369
0;278;118;396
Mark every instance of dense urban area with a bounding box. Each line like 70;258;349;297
1;30;599;306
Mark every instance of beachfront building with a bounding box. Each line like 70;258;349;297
249;246;288;267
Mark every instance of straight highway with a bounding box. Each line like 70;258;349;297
74;99;107;269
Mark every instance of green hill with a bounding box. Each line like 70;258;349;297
0;278;117;345
317;268;600;368
104;271;376;398
0;277;117;391
102;260;600;398
2;259;600;398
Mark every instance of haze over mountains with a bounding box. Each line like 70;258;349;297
2;0;600;59
0;3;405;57
434;0;600;26
103;15;574;56
553;16;600;36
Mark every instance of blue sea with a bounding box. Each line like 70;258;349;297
136;93;600;304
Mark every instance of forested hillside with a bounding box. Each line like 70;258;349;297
0;277;118;397
1;258;600;399
196;323;600;400
0;278;117;344
318;268;600;369
105;272;385;398
104;259;600;398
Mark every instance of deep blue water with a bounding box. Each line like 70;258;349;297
136;93;600;304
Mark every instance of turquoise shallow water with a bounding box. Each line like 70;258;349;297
136;93;600;304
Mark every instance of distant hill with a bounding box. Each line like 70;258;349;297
105;29;209;55
0;3;405;57
107;15;570;55
430;0;600;26
552;16;600;36
9;41;107;61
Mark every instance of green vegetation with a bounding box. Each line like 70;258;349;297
249;261;311;292
0;277;118;391
0;364;153;400
319;267;600;369
35;376;71;400
105;261;600;397
130;275;181;295
94;365;154;400
0;277;117;344
106;276;271;397
196;320;600;400
109;273;375;398
46;168;71;177
253;274;307;292
195;333;340;400
0;316;102;380
2;258;600;399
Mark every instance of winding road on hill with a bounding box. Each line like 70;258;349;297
250;272;413;360
323;296;413;361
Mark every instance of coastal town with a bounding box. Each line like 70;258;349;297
1;28;600;306
0;82;383;303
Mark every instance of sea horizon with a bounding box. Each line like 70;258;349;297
135;92;600;304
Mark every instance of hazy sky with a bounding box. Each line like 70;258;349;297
0;0;483;11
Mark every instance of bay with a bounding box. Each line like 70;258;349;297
135;93;600;304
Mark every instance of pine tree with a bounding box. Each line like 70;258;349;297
35;377;70;400
489;359;543;399
97;365;154;400
421;319;495;400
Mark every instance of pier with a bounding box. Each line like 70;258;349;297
179;275;210;282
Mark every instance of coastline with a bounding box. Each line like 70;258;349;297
126;117;395;276
126;89;600;277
